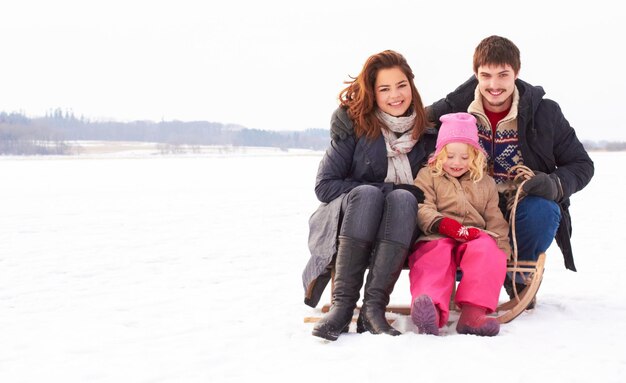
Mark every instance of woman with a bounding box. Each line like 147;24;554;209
302;50;436;341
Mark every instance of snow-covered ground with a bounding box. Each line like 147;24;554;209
0;149;623;382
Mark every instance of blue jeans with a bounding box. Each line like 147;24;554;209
339;185;417;248
511;195;561;261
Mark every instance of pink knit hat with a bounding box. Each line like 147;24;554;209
429;112;487;163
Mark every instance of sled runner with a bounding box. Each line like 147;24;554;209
496;252;545;322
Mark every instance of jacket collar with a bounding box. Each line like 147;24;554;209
468;85;520;124
446;76;546;118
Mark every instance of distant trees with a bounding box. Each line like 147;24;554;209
582;140;626;152
1;109;623;156
0;110;330;155
0;112;72;155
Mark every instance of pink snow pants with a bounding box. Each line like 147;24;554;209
408;232;507;327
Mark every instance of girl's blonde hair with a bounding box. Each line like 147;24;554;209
429;144;486;182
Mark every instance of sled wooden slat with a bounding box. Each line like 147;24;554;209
303;312;399;324
303;252;546;325
318;304;410;315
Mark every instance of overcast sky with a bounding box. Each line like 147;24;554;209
1;0;624;141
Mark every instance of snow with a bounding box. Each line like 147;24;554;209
0;149;624;382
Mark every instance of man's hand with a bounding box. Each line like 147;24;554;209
330;107;355;141
522;172;562;201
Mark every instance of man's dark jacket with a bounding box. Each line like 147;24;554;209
428;77;594;271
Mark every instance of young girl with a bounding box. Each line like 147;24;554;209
408;112;510;337
303;50;436;341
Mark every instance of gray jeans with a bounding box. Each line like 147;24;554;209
339;185;417;247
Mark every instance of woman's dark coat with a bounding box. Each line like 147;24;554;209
302;107;436;307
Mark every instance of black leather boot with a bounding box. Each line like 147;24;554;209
356;239;407;336
312;236;371;341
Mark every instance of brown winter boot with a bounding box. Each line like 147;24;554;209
456;303;500;337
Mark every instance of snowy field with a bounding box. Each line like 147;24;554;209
0;148;624;382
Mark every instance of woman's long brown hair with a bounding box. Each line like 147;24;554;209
338;50;427;140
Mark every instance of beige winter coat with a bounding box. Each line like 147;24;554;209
414;166;512;258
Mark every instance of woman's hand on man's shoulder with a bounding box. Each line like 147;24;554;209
330;106;355;141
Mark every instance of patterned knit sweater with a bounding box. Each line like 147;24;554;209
468;86;524;189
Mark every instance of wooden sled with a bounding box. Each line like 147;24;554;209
303;252;546;325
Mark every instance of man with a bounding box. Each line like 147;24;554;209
331;36;594;306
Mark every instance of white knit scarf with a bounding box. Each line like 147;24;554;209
376;109;418;185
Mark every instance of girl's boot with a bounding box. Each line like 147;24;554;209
410;294;440;335
312;236;371;341
456;303;500;336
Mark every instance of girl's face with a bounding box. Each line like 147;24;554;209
374;67;412;116
442;142;471;178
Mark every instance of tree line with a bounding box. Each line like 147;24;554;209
0;110;330;155
0;109;622;155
